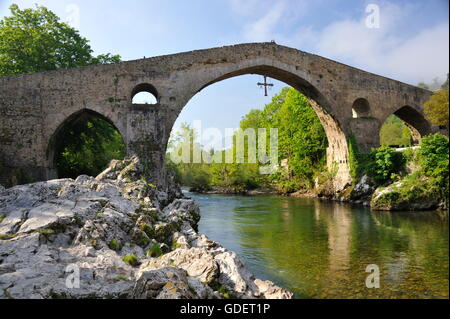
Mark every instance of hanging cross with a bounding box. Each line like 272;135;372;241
257;76;273;96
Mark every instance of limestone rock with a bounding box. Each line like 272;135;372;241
371;181;440;211
140;248;219;283
351;175;376;200
0;157;293;299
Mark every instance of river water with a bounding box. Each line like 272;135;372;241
186;191;449;299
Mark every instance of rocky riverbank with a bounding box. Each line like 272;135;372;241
0;157;293;299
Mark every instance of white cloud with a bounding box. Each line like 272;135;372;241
384;24;449;84
243;1;286;42
235;1;449;85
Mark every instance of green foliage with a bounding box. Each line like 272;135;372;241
108;239;122;251
122;254;140;267
190;170;212;193
0;4;120;76
55;117;126;178
418;134;449;200
424;89;449;127
380;115;412;147
38;228;55;236
372;172;442;210
0;214;5;223
147;243;163;258
115;275;129;281
347;134;372;182
139;222;154;238
133;234;150;247
166;88;328;193
207;280;235;299
171;239;182;250
368;146;406;184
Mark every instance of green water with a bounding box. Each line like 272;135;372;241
188;191;449;299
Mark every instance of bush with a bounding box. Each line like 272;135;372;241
190;171;211;193
418;134;449;177
368;146;406;184
418;134;449;202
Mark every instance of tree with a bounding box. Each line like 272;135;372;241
56;117;125;178
380;115;412;147
0;4;120;76
424;89;449;127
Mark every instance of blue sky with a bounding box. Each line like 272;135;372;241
1;0;448;145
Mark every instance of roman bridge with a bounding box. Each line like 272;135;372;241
0;42;442;191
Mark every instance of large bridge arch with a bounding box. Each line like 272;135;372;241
164;61;352;190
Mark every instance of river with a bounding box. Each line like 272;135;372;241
186;191;449;299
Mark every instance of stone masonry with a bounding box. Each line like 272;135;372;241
0;42;443;190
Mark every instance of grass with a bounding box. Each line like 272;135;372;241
207;280;235;299
171;239;182;250
116;275;129;281
0;233;16;240
0;214;5;224
133;235;150;247
139;222;154;238
147;243;163;258
122;254;141;267
37;228;56;240
108;239;122;251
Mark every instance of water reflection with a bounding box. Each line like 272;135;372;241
191;192;448;299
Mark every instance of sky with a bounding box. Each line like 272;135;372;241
0;0;448;147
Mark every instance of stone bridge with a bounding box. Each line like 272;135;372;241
0;42;442;191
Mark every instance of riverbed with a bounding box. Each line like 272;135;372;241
186;191;449;299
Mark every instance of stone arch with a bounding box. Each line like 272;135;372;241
46;108;125;178
352;98;370;118
131;83;158;104
165;63;352;190
391;105;431;144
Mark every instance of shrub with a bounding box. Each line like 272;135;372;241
122;254;140;267
418;134;449;177
368;146;406;184
418;134;449;202
190;171;211;193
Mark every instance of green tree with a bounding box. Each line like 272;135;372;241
56;117;125;178
368;146;406;184
380;115;412;147
418;134;449;203
424;89;449;127
0;4;120;76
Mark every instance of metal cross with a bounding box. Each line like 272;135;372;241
257;76;274;96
